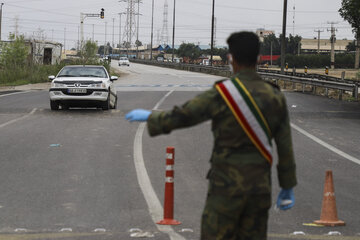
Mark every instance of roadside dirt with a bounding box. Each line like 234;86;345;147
0;82;51;92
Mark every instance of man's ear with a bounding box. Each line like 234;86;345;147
227;53;233;64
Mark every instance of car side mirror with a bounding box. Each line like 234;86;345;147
48;75;55;81
110;76;118;81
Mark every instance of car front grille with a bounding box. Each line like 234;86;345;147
54;81;102;88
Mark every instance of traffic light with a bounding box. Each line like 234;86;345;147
100;8;104;19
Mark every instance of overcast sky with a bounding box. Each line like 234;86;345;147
1;0;354;50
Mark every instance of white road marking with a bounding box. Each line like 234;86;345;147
327;231;341;236
14;228;27;232
153;90;174;110
179;229;194;233
0;91;31;98
59;228;73;232
291;123;360;165
0;108;37;129
133;91;186;240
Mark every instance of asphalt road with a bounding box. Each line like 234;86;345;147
0;62;359;240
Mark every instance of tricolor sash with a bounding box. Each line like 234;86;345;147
215;77;273;165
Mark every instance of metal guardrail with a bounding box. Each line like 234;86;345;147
257;68;357;85
130;59;359;101
259;72;358;100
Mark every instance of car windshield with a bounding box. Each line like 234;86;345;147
120;57;128;61
57;67;107;78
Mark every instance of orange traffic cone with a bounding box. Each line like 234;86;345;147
314;170;345;226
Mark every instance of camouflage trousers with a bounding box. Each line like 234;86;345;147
201;193;271;240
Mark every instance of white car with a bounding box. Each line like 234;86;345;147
118;57;130;66
49;65;118;110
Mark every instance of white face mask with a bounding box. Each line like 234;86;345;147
228;54;234;73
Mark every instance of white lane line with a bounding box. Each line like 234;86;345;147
133;91;185;240
0;108;37;129
291;123;360;165
153;90;174;110
0;91;31;98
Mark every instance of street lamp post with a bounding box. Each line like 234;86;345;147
150;0;154;60
0;3;4;41
136;0;140;59
171;0;176;62
210;0;215;66
280;0;288;73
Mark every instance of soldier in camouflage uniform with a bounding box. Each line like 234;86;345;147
126;31;297;240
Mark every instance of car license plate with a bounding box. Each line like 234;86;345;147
68;88;87;93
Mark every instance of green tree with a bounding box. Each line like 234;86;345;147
346;40;356;52
0;34;28;69
81;40;98;62
177;43;201;62
260;34;281;55
339;0;360;68
287;34;302;55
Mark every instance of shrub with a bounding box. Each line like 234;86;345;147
276;54;355;69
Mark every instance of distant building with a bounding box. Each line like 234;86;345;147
301;38;352;53
0;40;62;65
256;28;275;42
28;40;62;65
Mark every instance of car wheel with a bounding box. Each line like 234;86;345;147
50;100;59;110
102;93;110;110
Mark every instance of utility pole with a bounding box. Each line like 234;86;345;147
0;3;3;41
92;24;95;41
270;41;273;66
64;27;66;54
105;21;107;55
136;0;141;59
14;16;19;38
150;0;154;60
292;1;295;36
171;0;176;62
314;29;324;54
112;18;115;47
328;22;338;70
77;25;80;51
280;0;288;74
118;12;125;48
210;0;215;66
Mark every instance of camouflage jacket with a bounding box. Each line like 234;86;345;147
147;69;297;195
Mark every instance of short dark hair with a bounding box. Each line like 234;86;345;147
227;31;260;66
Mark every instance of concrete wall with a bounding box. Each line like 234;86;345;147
31;41;62;65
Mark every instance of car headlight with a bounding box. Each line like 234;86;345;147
90;83;106;88
51;82;65;88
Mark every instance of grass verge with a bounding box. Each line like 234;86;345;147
0;60;115;87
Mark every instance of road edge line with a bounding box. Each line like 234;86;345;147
133;91;185;240
291;123;360;165
0;90;31;98
0;108;37;129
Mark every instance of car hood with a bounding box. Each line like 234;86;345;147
54;77;109;82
